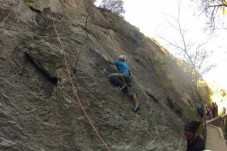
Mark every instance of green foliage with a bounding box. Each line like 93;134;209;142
154;56;177;89
148;118;155;128
154;57;166;74
154;55;178;75
110;19;145;44
166;97;183;117
132;48;150;67
224;120;227;139
159;79;173;89
221;89;226;97
24;0;32;6
174;104;183;117
148;37;169;54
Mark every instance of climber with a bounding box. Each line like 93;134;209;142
196;101;204;118
102;54;140;113
184;121;205;151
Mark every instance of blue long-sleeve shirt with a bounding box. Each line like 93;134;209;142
113;61;131;75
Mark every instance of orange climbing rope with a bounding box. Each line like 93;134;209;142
0;0;23;27
0;1;111;150
52;20;111;151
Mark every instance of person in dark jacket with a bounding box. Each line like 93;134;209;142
184;121;205;151
102;54;140;112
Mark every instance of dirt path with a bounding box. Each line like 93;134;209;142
205;118;227;151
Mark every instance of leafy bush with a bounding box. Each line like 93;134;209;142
166;97;183;117
148;118;155;128
154;57;166;74
24;0;32;6
110;19;145;44
174;104;183;117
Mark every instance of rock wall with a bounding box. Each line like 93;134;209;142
0;0;207;150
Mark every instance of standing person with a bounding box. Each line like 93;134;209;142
196;101;204;118
214;102;218;117
205;105;209;119
102;54;140;113
184;121;205;151
205;105;212;120
222;107;226;115
221;107;227;126
208;104;213;119
211;102;215;118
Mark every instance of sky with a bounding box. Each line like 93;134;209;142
95;1;227;95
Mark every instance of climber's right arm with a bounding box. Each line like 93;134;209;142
102;55;114;65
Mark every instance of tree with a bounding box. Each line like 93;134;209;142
221;89;226;97
99;0;125;16
157;0;214;101
192;0;227;30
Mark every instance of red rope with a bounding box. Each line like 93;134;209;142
0;0;23;27
52;20;111;151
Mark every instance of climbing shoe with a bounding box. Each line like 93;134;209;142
132;105;140;113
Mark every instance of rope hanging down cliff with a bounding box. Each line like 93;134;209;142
0;1;171;150
0;1;111;150
52;19;111;151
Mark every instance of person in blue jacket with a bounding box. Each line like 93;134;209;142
103;54;140;112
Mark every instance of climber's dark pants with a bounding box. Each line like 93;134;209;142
108;73;135;96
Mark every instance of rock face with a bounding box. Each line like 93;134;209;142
0;0;209;151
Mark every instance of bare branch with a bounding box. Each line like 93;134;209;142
157;0;215;100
